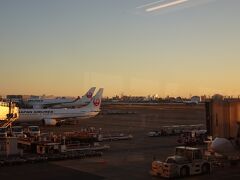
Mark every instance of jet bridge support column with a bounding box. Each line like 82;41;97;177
236;122;240;147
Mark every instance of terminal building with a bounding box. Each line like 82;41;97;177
206;98;240;139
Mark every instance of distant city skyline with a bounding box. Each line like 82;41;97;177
1;0;240;97
1;92;237;99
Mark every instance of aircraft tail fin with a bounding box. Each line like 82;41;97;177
79;87;96;104
86;88;104;111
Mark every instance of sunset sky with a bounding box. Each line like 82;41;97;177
1;0;240;97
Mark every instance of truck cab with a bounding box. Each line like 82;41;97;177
11;126;24;137
27;126;40;137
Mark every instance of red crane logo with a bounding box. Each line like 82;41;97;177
87;92;93;98
93;99;101;106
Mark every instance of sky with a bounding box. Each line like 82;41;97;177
0;0;240;97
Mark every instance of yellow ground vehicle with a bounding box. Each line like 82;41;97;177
150;146;211;178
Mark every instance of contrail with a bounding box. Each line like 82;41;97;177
146;0;189;12
136;0;166;9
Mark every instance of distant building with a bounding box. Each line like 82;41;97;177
29;95;41;100
212;94;224;100
175;97;183;103
191;96;201;103
6;95;25;107
206;98;240;139
200;95;207;102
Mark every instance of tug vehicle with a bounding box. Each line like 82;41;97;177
150;146;211;178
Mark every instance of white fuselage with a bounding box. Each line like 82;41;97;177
210;137;240;158
27;98;75;108
18;108;99;122
27;87;96;109
19;87;103;124
51;100;88;108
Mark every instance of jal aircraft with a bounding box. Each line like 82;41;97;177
27;87;96;109
206;120;240;160
18;88;103;126
51;87;96;109
183;96;200;105
210;136;240;160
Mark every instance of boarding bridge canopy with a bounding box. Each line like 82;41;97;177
0;102;19;128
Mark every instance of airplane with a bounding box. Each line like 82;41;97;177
208;121;240;162
210;137;240;157
208;135;240;165
27;87;96;109
184;100;199;105
51;87;96;108
183;96;200;105
17;88;103;126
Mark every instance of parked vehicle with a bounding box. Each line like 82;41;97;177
150;146;211;178
11;126;24;137
26;126;40;137
177;130;208;145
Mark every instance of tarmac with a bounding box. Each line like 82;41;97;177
2;103;240;179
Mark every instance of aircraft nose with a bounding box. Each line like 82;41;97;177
211;137;235;154
211;139;221;152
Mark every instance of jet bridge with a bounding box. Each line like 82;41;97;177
205;99;240;139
